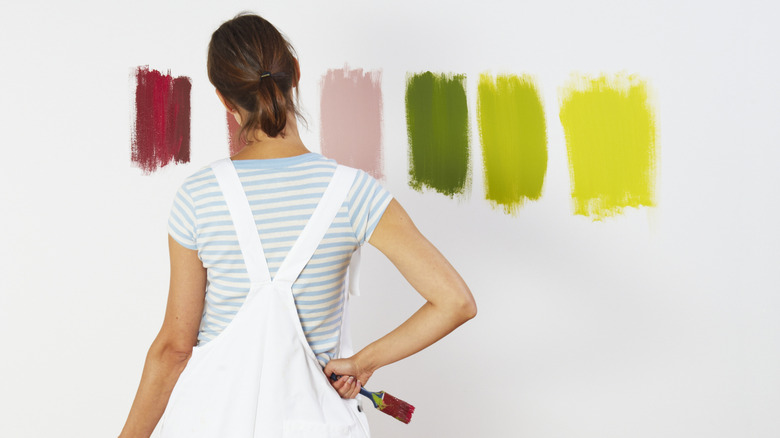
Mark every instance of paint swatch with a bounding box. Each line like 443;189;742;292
405;72;470;197
320;67;384;179
477;73;547;214
226;110;243;155
131;66;191;174
559;73;657;219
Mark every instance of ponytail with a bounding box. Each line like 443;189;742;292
254;72;291;138
207;13;303;142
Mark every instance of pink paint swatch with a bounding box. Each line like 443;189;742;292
226;110;243;155
320;67;384;179
131;66;191;173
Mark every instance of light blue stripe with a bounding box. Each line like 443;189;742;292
322;231;356;240
254;214;316;225
249;244;351;258
258;224;305;234
211;283;252;293
172;196;196;228
203;310;234;323
201;239;240;246
209;276;251;285
298;294;343;306
188;168;215;184
198;210;231;219
205;289;246;303
202;287;244;301
169;212;194;240
309;336;339;347
244;191;323;203
209;267;248;274
352;179;373;225
295;277;344;289
198;230;240;239
250;202;321;215
198;215;315;230
297;265;347;280
299;313;337;323
259;234;300;244
242;181;329;195
297;299;343;314
303;320;343;335
199;219;237;228
366;193;392;238
200;202;320;218
205;301;242;315
168;230;197;249
190;184;222;202
309;248;354;259
317;351;336;362
198;200;229;210
240;171;334;185
232;153;321;169
199;249;244;256
262;246;295;255
203;258;246;265
313;241;356;250
303;258;351;269
293;283;342;297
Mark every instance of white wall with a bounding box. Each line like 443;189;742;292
1;1;779;437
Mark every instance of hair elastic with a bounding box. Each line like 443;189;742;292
260;71;272;79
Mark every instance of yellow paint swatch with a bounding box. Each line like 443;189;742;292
478;73;547;215
559;73;658;220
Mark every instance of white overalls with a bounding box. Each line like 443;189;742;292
159;158;371;437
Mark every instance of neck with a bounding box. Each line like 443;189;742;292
232;114;310;160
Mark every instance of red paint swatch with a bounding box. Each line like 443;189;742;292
132;66;191;173
226;110;243;155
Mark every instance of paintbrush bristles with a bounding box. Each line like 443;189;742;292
379;392;415;424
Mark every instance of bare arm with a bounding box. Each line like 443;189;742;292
325;199;476;397
119;236;206;438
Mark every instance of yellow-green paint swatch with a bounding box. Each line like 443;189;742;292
559;73;657;220
478;74;547;214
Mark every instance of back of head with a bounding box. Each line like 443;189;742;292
207;13;301;141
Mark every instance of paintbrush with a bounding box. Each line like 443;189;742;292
330;374;415;424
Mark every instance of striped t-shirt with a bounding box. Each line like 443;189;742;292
167;153;392;366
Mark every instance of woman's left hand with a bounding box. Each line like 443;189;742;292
329;374;362;399
324;357;373;399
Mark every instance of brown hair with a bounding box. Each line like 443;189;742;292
207;13;303;141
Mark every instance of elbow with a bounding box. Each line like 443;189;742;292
460;295;477;321
150;337;194;366
162;344;194;364
449;286;477;322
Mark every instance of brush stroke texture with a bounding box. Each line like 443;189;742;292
131;66;191;174
226;110;242;156
478;73;547;214
559;73;657;220
405;72;470;197
320;67;384;179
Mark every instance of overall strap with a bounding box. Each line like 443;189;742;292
337;248;361;358
273;165;357;288
211;158;272;288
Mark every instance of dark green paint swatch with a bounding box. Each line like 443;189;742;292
405;72;470;197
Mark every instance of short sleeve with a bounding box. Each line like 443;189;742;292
347;170;393;245
167;182;198;250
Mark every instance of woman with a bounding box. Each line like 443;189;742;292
119;13;475;437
